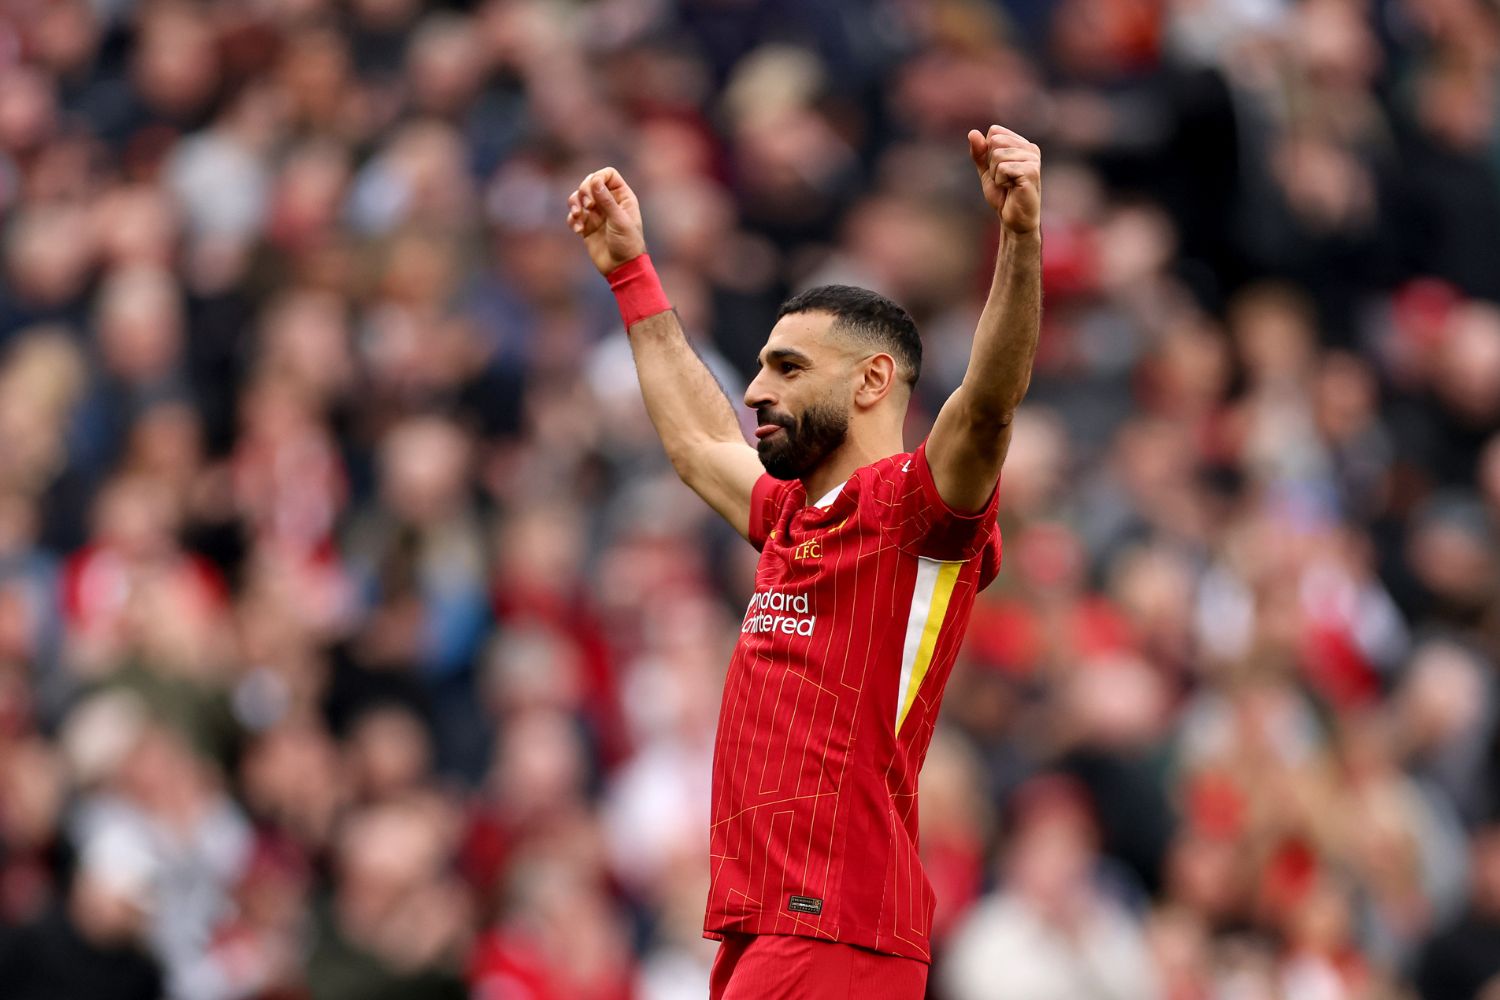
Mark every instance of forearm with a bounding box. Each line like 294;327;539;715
919;125;1042;511
625;309;746;466
605;253;745;464
571;170;761;537
958;229;1042;425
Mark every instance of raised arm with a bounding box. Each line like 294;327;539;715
924;126;1043;513
567;168;763;540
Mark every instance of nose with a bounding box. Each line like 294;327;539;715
744;371;774;411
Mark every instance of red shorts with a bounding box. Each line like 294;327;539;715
708;933;929;1000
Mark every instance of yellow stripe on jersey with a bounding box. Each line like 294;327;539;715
895;558;962;735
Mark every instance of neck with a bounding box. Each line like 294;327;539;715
802;421;904;503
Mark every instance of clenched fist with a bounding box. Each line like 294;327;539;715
566;167;647;275
968;126;1041;236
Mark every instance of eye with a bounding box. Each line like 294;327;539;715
780;362;800;375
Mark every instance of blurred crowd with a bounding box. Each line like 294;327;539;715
0;0;1498;998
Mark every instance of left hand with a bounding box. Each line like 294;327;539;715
968;125;1041;235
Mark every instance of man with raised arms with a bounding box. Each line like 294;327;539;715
567;125;1042;999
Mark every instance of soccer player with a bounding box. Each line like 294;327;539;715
567;125;1041;999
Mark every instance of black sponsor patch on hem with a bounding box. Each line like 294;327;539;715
788;895;823;915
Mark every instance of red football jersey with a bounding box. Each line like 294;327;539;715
703;440;1002;963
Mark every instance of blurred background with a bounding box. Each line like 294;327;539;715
0;0;1498;998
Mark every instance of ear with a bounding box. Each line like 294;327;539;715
853;353;899;409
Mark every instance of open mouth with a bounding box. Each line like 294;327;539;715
755;424;786;441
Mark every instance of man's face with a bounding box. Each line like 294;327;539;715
744;312;852;481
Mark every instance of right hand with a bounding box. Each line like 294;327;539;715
567;167;647;275
967;125;1041;236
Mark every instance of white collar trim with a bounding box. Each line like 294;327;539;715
813;482;845;509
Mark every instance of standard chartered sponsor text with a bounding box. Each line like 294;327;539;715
742;589;816;636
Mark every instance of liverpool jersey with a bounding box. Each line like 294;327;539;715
704;440;1002;963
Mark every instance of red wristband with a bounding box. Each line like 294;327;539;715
607;254;672;329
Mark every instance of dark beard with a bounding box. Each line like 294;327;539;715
757;398;849;481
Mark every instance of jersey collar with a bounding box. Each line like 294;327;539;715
812;482;845;509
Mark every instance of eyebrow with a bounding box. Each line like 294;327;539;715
758;347;814;369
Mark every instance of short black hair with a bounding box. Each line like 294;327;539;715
777;285;921;386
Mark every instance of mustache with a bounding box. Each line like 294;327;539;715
756;408;795;429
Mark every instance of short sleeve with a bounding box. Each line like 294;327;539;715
748;473;794;551
897;439;1001;561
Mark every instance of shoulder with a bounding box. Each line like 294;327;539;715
749;474;803;549
754;473;798;513
853;450;916;505
872;441;1002;565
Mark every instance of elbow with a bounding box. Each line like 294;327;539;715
965;412;1015;454
662;441;697;480
959;378;1029;434
662;434;723;483
958;398;1020;438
